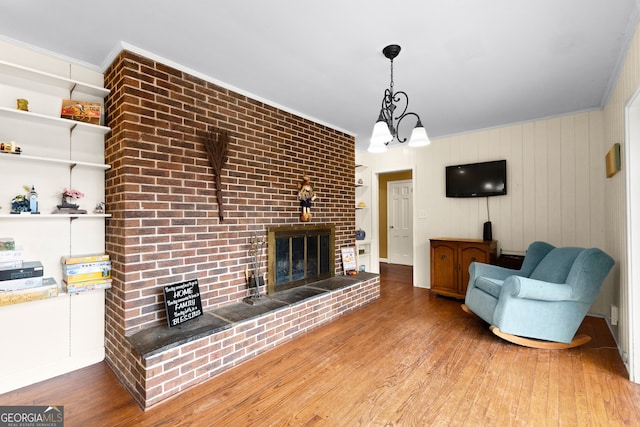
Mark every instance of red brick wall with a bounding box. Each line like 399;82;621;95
102;50;358;403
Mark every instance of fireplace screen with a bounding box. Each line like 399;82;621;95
268;224;335;294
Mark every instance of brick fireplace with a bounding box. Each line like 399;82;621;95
102;50;379;409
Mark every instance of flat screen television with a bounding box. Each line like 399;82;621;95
446;160;507;198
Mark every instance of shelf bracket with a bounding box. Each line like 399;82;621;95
69;82;77;98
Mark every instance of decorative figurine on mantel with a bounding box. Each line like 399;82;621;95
53;188;87;214
297;175;317;222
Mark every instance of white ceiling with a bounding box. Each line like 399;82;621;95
1;1;638;151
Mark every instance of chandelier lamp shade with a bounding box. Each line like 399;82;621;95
368;44;431;153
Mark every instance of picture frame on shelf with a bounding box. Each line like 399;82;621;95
341;246;357;275
60;99;101;125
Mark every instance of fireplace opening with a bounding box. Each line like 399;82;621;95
267;224;335;294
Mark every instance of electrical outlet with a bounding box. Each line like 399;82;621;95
611;304;619;326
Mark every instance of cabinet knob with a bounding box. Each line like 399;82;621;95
471;257;477;262
440;254;446;261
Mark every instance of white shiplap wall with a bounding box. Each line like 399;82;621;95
358;109;608;310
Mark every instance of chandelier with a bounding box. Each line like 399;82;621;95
368;44;430;153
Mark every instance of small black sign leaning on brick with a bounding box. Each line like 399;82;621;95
163;279;203;328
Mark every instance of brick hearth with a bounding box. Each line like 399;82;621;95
127;273;379;408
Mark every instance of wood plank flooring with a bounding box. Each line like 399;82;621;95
2;263;640;426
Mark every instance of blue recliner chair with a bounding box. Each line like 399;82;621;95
463;241;615;348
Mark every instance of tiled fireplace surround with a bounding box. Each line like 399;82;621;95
103;51;380;409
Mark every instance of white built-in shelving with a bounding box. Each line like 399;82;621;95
0;40;111;394
355;163;372;271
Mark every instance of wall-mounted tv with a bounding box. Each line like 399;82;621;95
446;159;507;198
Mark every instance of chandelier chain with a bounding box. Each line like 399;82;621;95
390;57;394;97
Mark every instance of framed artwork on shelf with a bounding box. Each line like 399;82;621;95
61;99;101;125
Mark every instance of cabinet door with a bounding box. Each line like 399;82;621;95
430;241;457;296
458;244;489;294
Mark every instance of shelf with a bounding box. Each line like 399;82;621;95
0;106;110;135
0;152;110;170
0;214;111;219
0;59;110;98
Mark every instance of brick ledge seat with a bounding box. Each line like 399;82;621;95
128;272;379;359
121;272;380;409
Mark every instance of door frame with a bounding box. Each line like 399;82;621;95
371;166;417;281
624;87;640;383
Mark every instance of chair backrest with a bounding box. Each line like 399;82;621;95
519;241;556;277
529;247;584;283
566;248;615;303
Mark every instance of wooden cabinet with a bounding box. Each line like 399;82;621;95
430;238;497;299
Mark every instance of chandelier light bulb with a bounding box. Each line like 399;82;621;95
370;119;393;145
408;121;431;148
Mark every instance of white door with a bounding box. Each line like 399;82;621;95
387;180;413;265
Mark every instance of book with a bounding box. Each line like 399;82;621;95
62;260;111;272
0;276;43;291
61;253;110;265
0;260;23;269
0;278;58;306
65;278;112;294
0;261;43;281
63;270;111;284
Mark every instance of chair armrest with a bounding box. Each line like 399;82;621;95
469;262;519;282
501;276;573;301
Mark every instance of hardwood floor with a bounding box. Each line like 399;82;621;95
2;263;640;426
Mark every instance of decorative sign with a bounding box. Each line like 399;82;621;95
341;246;357;274
163;279;203;328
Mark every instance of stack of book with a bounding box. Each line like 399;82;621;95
61;254;112;294
0;238;59;306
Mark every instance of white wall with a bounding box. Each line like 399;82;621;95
604;18;640;380
357;109;610;314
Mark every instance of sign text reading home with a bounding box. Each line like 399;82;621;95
163;279;203;327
